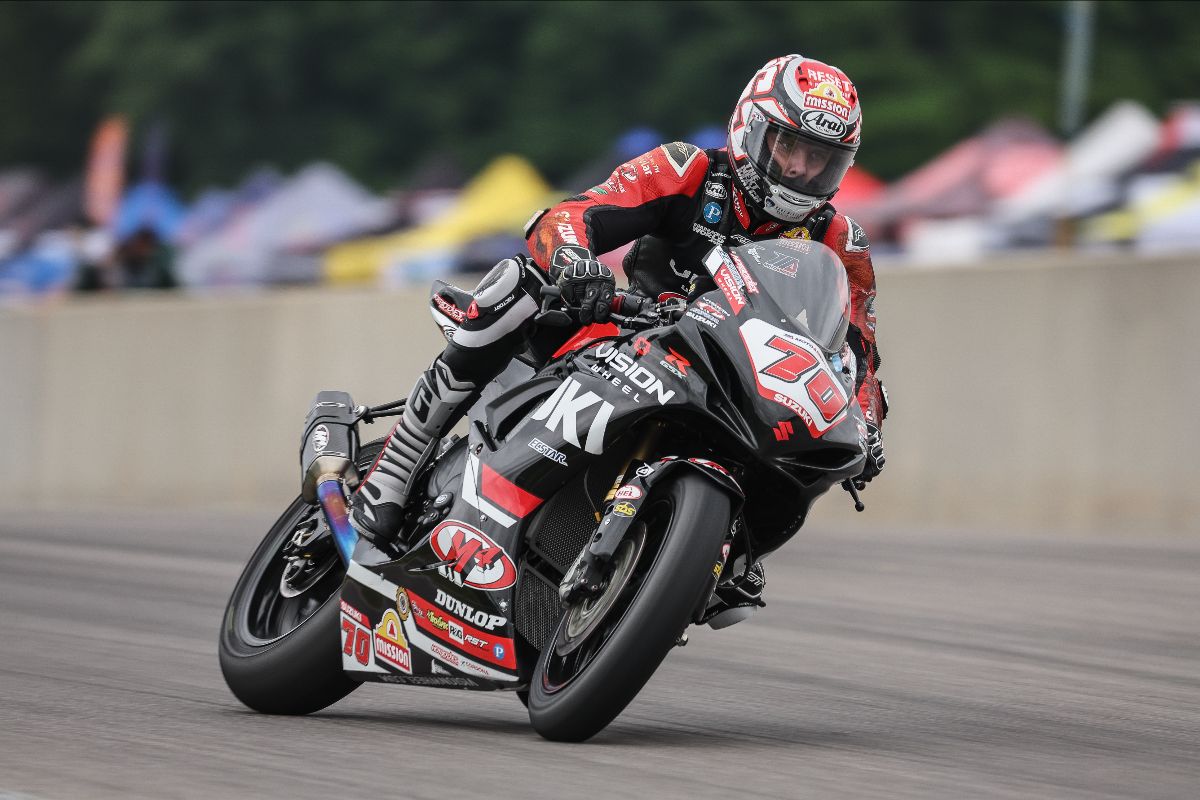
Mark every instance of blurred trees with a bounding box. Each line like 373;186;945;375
2;0;1197;192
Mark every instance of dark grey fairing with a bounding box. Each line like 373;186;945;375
339;239;869;688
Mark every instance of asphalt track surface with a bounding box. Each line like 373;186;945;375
0;508;1197;800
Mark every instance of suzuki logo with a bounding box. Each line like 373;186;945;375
773;420;794;441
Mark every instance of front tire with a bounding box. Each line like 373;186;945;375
218;442;383;715
527;472;732;741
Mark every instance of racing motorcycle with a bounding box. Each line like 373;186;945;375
219;239;869;742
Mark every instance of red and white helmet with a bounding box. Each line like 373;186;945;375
727;55;862;223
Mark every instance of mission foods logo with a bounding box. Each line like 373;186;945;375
373;608;412;674
429;521;517;591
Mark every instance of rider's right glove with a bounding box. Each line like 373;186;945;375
555;255;615;325
854;422;885;490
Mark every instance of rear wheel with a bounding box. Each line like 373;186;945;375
527;472;732;741
218;442;382;714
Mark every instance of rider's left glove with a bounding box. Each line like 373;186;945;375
556;257;615;325
854;422;885;490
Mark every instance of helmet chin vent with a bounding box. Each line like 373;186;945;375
764;186;820;223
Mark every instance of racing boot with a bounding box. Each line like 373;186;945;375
703;558;766;629
351;356;476;543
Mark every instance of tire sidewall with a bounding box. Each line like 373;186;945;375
528;472;732;740
217;441;385;714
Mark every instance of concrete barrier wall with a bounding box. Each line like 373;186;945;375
2;252;1196;534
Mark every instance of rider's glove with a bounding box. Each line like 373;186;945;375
556;256;615;325
854;422;885;490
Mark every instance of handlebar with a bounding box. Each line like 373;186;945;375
536;285;666;331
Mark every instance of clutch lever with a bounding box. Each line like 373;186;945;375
535;284;573;327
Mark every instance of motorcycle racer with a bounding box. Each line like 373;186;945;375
352;55;888;611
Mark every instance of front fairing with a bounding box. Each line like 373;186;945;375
679;241;867;481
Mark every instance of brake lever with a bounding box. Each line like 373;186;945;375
841;479;865;512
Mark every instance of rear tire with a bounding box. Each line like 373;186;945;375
527;472;731;741
218;442;383;715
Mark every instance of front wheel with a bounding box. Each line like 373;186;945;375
218;442;382;714
527;472;732;741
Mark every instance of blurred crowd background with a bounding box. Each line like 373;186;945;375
1;0;1198;302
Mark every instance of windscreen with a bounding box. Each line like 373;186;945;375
727;239;850;352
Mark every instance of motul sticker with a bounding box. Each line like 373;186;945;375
373;608;412;673
429;521;517;591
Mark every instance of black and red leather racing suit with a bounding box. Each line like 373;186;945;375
524;142;886;428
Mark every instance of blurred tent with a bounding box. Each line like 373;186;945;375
390;153;469;231
175;166;286;249
1079;103;1200;252
325;154;555;286
852;118;1061;263
174;188;236;248
1132;102;1200;176
0;228;81;298
856;118;1061;234
178;163;392;286
1082;160;1200;252
2;177;83;248
827;165;886;219
991;101;1161;245
0;169;47;224
686;125;727;150
111;180;187;243
562;126;665;193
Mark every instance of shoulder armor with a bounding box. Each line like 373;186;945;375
659;141;703;178
843;215;870;253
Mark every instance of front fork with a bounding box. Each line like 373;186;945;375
560;425;745;603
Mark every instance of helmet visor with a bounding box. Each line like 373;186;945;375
745;116;855;200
